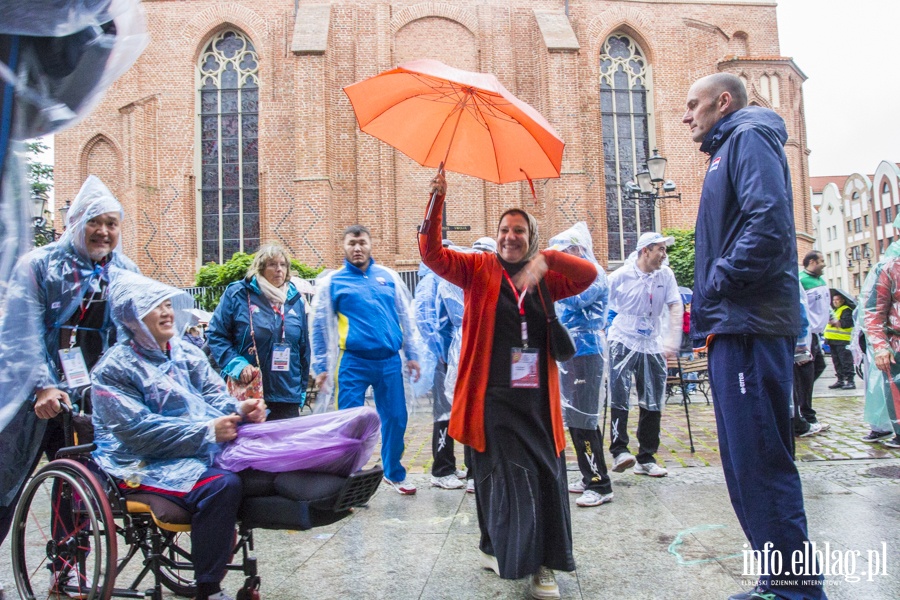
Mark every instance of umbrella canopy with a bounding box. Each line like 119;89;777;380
678;286;693;305
830;288;857;310
187;308;213;325
343;59;564;184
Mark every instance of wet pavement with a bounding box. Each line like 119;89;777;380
2;370;899;599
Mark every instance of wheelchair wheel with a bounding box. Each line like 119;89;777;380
143;529;196;597
11;458;117;600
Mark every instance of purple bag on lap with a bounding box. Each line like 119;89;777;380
215;406;380;476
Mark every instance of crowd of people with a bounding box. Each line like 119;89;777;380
5;68;899;600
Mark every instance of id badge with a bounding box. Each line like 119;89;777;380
271;343;291;371
510;348;540;388
636;316;654;338
58;347;91;388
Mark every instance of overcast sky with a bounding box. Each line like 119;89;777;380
776;0;899;177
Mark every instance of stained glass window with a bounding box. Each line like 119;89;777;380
600;34;653;261
198;30;260;263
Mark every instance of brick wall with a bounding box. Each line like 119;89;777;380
54;0;811;285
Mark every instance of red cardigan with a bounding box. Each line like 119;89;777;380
418;194;597;454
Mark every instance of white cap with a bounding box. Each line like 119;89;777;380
636;232;674;252
472;237;497;253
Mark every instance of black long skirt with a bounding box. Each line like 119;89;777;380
472;384;575;579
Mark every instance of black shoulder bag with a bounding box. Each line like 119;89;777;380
536;281;576;362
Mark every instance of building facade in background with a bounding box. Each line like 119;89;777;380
54;0;812;286
811;161;900;296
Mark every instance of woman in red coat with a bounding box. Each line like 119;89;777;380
418;174;596;598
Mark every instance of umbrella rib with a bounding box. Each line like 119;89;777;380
468;94;504;182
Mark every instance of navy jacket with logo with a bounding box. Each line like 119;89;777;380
691;106;801;343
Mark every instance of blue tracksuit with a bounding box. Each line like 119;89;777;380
694;106;823;599
312;259;417;482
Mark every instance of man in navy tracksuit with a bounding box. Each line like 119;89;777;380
312;225;421;494
684;73;825;600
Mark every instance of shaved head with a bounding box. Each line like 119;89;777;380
695;73;748;111
683;73;748;143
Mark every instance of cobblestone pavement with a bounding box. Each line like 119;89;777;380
358;369;899;475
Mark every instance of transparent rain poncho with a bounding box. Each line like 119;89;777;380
859;235;900;433
547;223;609;429
92;270;382;492
310;262;430;412
0;0;149;139
606;249;682;412
435;247;477;422
414;263;455;422
0;176;136;504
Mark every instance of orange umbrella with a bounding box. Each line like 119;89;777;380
343;59;565;185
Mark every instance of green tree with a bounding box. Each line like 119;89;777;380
193;251;323;310
663;228;695;288
26;140;55;247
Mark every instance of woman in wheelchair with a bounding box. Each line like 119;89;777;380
82;269;381;600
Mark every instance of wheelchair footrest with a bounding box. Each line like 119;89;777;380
332;466;383;512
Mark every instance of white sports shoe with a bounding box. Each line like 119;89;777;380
466;478;475;493
567;479;585;494
455;468;468;479
575;490;614;507
633;462;668;477
531;566;560;599
431;474;466;490
611;452;636;472
383;477;417;495
480;550;500;576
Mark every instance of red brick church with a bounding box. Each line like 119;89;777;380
54;0;813;286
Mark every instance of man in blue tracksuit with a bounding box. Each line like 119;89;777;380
312;225;421;495
683;73;825;600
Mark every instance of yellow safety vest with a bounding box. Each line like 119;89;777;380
824;304;852;342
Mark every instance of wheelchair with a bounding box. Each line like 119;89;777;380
10;409;383;600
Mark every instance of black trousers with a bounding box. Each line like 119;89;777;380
266;401;300;421
609;406;662;465
431;360;458;477
569;427;612;494
794;334;825;424
828;341;854;383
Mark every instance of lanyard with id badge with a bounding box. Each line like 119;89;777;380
503;271;540;389
58;273;104;389
270;304;290;372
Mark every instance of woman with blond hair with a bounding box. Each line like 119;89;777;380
208;244;311;420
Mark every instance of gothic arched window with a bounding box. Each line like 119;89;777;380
198;30;260;263
600;34;653;261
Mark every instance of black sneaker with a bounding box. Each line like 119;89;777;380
861;430;893;442
883;436;900;449
827;381;844;389
841;381;856;390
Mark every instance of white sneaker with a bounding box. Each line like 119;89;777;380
575;490;614;507
531;566;560;599
383;477;417;495
611;452;636;472
798;422;831;438
567;479;585;494
466;478;475;493
431;474;466;489
479;550;500;576
633;462;668;477
455;468;468;479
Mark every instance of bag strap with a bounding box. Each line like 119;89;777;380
535;281;556;324
246;290;261;369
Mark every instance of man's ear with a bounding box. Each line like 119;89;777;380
718;91;732;113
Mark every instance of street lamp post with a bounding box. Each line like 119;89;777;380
622;148;682;210
847;248;871;294
31;191;57;246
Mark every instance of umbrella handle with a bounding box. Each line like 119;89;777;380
420;162;445;235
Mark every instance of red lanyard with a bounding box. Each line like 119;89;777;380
502;270;529;347
272;304;286;342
